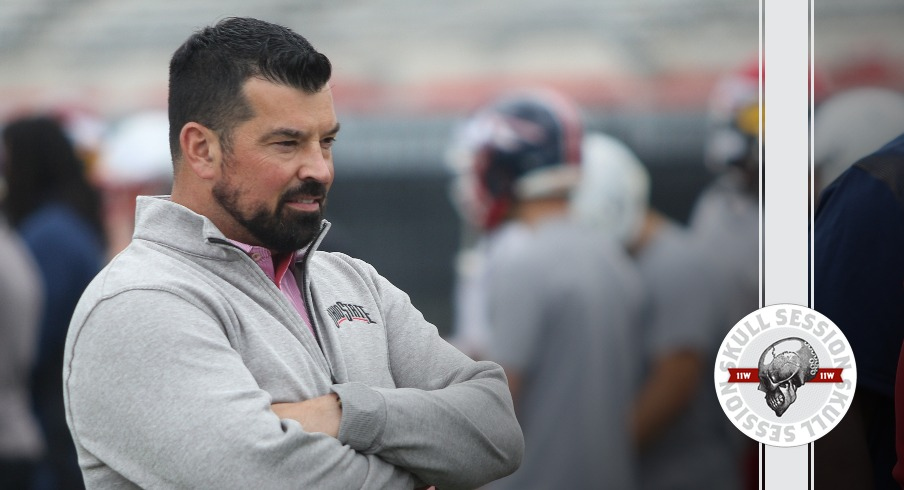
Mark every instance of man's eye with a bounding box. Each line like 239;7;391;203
322;137;337;148
276;140;297;147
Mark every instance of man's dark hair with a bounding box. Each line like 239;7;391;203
167;17;332;162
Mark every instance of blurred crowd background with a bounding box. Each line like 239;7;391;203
0;0;901;337
1;0;903;488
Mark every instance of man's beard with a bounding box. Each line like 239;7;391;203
212;179;327;253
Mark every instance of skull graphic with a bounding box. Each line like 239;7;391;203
757;337;819;417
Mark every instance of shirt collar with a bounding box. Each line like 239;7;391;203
227;240;298;286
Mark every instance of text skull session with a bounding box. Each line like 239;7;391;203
714;304;857;447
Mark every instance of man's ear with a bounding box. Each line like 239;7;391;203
179;122;222;180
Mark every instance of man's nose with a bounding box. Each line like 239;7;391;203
297;143;333;183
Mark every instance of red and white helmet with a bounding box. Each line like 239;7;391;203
446;88;583;230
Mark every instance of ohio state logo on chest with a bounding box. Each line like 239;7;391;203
326;301;378;328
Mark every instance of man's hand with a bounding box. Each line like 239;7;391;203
272;393;342;438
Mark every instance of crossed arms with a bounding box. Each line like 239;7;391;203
65;287;523;489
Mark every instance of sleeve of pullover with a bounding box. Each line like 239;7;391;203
64;289;418;490
331;262;525;490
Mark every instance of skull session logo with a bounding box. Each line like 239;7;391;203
713;304;857;447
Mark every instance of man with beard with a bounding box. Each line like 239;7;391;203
62;17;523;490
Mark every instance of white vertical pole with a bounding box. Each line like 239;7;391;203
762;0;812;488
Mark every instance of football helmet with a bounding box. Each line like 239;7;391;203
814;86;904;194
447;88;583;230
704;58;760;173
571;132;650;247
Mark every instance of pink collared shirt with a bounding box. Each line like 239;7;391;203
228;240;313;335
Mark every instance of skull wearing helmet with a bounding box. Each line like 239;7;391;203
757;337;819;417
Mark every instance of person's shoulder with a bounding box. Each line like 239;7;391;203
644;219;700;263
850;135;904;200
688;175;757;234
90;239;215;298
814;151;904;266
20;203;102;249
20;203;86;237
537;218;637;276
18;207;104;277
643;221;718;294
85;244;159;293
818;153;904;220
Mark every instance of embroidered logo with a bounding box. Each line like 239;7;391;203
713;304;856;447
326;301;378;328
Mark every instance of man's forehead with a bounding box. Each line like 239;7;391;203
242;76;333;98
241;79;337;127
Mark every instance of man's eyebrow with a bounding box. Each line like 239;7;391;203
326;122;341;136
263;122;341;141
263;128;304;140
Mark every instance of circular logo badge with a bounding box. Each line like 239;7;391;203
713;304;857;447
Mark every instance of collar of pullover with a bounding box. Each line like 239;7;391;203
131;195;331;262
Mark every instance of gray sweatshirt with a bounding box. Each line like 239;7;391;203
63;196;523;489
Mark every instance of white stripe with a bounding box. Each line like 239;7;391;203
762;0;812;488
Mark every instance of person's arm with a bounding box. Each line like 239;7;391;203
630;349;703;450
65;289;418;489
273;353;523;490
630;233;716;451
289;259;523;490
271;393;342;437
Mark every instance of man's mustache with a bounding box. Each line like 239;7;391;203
281;181;327;203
